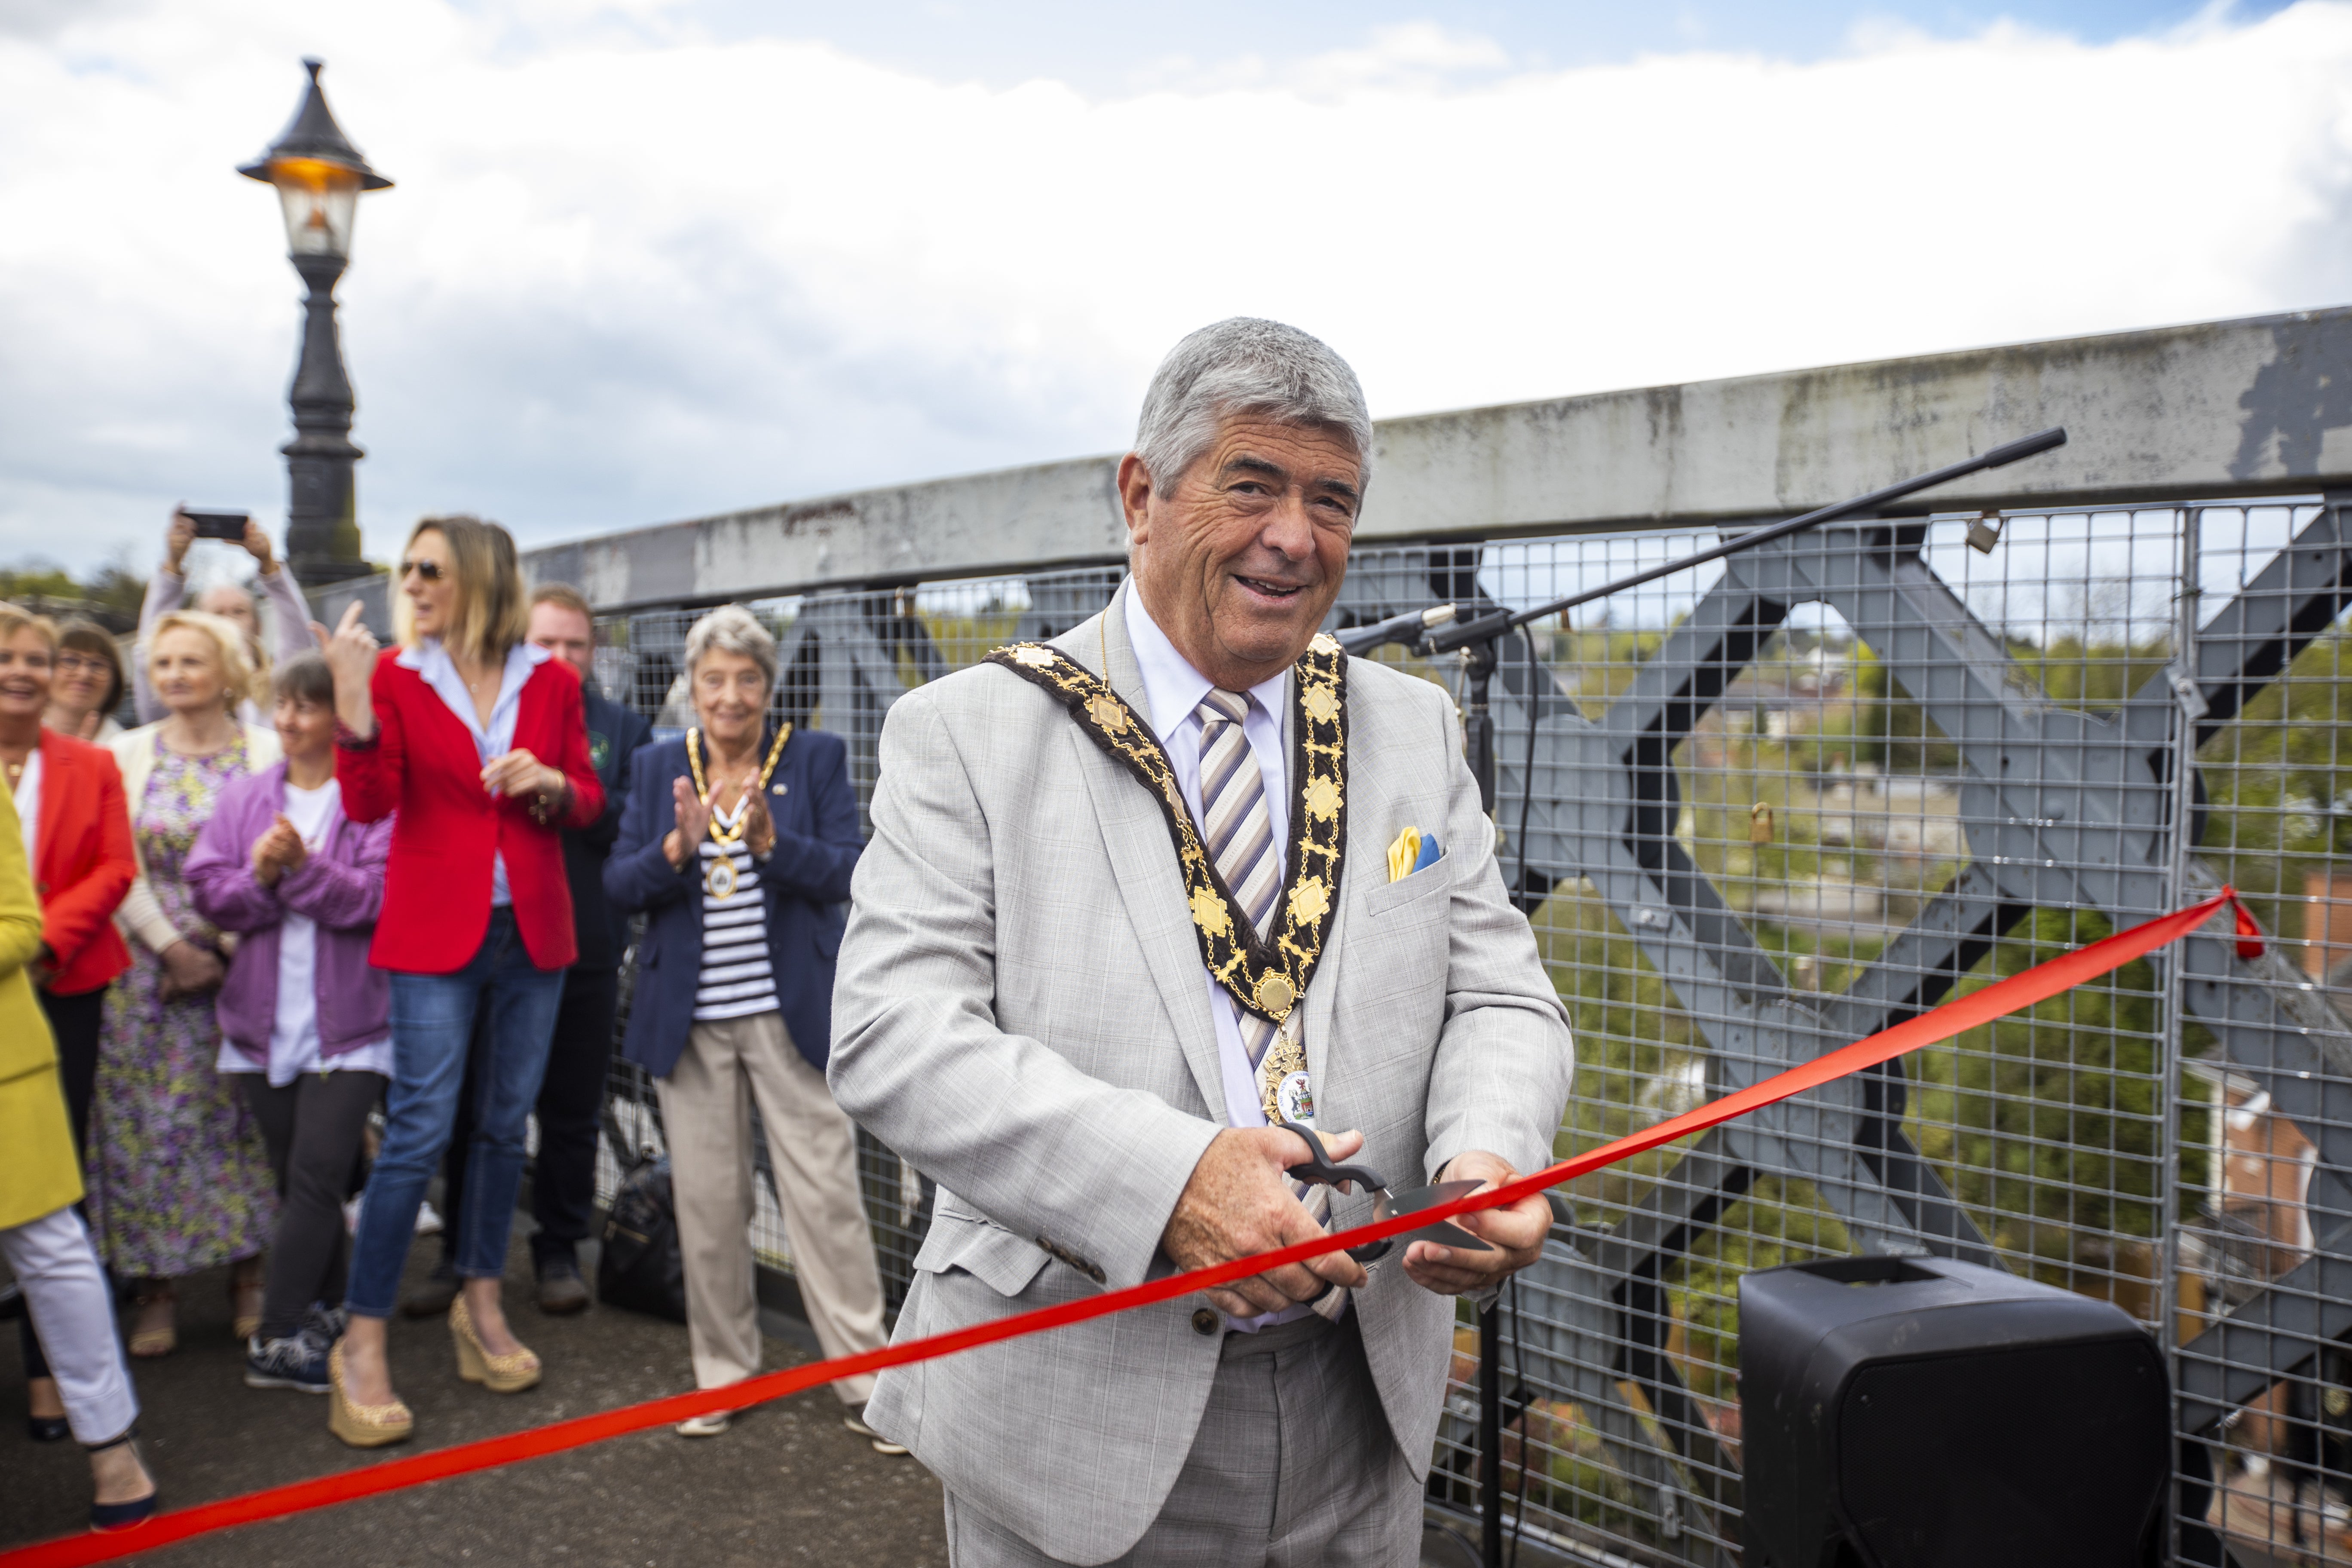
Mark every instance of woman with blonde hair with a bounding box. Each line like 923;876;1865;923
318;515;602;1447
92;608;282;1357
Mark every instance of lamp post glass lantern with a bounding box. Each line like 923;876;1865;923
240;59;391;584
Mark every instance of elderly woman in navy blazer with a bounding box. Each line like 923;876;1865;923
604;605;897;1448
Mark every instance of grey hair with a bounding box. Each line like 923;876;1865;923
1131;318;1373;496
683;604;778;691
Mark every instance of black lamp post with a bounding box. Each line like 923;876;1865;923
239;59;392;585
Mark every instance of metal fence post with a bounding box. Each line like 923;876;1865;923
2160;503;2204;1565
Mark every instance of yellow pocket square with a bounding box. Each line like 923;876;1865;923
1387;828;1421;883
1388;827;1440;883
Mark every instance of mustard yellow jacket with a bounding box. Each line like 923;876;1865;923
0;783;77;1231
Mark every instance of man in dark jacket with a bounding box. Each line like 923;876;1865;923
405;584;652;1316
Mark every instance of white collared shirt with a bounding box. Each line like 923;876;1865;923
1124;589;1336;1333
398;637;551;907
1121;588;1291;1132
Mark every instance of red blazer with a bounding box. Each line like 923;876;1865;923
32;729;135;996
337;647;604;974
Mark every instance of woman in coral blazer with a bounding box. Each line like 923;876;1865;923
318;514;602;1449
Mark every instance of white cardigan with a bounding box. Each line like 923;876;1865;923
109;720;282;955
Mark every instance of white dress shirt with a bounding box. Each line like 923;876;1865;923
1122;591;1340;1333
1122;589;1293;1133
399;637;551;907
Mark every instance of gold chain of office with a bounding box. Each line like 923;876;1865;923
686;723;792;900
984;633;1348;1025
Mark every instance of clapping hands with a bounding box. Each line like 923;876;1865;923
664;776;713;869
251;813;308;887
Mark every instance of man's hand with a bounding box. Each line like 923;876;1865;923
1162;1125;1369;1318
1401;1150;1550;1297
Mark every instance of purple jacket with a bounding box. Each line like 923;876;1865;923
186;761;394;1062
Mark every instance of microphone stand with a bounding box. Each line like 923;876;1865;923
1345;426;2068;1567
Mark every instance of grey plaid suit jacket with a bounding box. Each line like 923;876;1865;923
828;582;1572;1563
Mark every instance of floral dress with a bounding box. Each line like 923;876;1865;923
87;737;279;1279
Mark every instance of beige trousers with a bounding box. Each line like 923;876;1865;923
657;1011;888;1404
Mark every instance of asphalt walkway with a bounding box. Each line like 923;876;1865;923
2;1235;946;1568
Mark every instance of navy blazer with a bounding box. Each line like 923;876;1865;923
604;727;863;1076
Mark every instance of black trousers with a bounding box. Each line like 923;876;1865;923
442;965;617;1272
21;986;104;1383
240;1070;385;1341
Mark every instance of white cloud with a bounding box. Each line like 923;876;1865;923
1;0;2349;576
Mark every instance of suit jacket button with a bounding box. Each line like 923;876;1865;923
1191;1308;1219;1336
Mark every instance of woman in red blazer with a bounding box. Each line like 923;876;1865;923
0;605;136;1442
318;515;602;1449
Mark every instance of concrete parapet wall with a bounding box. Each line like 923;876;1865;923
510;306;2352;611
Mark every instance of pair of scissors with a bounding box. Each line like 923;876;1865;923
1277;1120;1492;1266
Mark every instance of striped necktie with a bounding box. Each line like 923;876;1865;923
1197;689;1280;1074
1198;686;1347;1322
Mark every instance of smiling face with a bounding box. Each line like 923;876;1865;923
150;625;227;716
50;642;112;719
1121;416;1361;690
401;527;460;644
0;628;54;726
273;689;337;765
691;647;769;752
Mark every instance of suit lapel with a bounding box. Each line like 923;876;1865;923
1054;584;1229;1122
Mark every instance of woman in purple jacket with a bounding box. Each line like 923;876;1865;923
187;652;394;1395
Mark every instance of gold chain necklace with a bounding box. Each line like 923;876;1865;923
685;723;792;897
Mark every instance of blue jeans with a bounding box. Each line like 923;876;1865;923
345;910;568;1319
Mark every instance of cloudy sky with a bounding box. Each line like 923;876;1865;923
0;0;2346;576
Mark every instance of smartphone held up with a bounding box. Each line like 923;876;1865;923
182;509;251;541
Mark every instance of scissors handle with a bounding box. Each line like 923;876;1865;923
1277;1121;1387;1195
1277;1121;1395;1265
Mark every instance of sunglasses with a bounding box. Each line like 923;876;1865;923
399;558;448;582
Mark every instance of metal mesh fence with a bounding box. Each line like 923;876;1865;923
585;493;2352;1565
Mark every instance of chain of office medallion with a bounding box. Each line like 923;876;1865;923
984;633;1348;1025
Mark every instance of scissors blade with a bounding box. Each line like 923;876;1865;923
1384;1178;1492;1252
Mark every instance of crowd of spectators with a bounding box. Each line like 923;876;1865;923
3;509;894;1533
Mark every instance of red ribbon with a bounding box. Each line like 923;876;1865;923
0;888;2241;1568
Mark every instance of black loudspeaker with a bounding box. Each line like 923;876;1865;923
1738;1256;2169;1568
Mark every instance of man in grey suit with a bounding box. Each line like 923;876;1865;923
829;318;1574;1565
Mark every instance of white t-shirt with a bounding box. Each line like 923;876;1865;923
216;778;395;1086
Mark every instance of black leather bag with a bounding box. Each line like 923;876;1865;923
598;1152;689;1324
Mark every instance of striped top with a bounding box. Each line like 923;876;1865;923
694;800;776;1022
